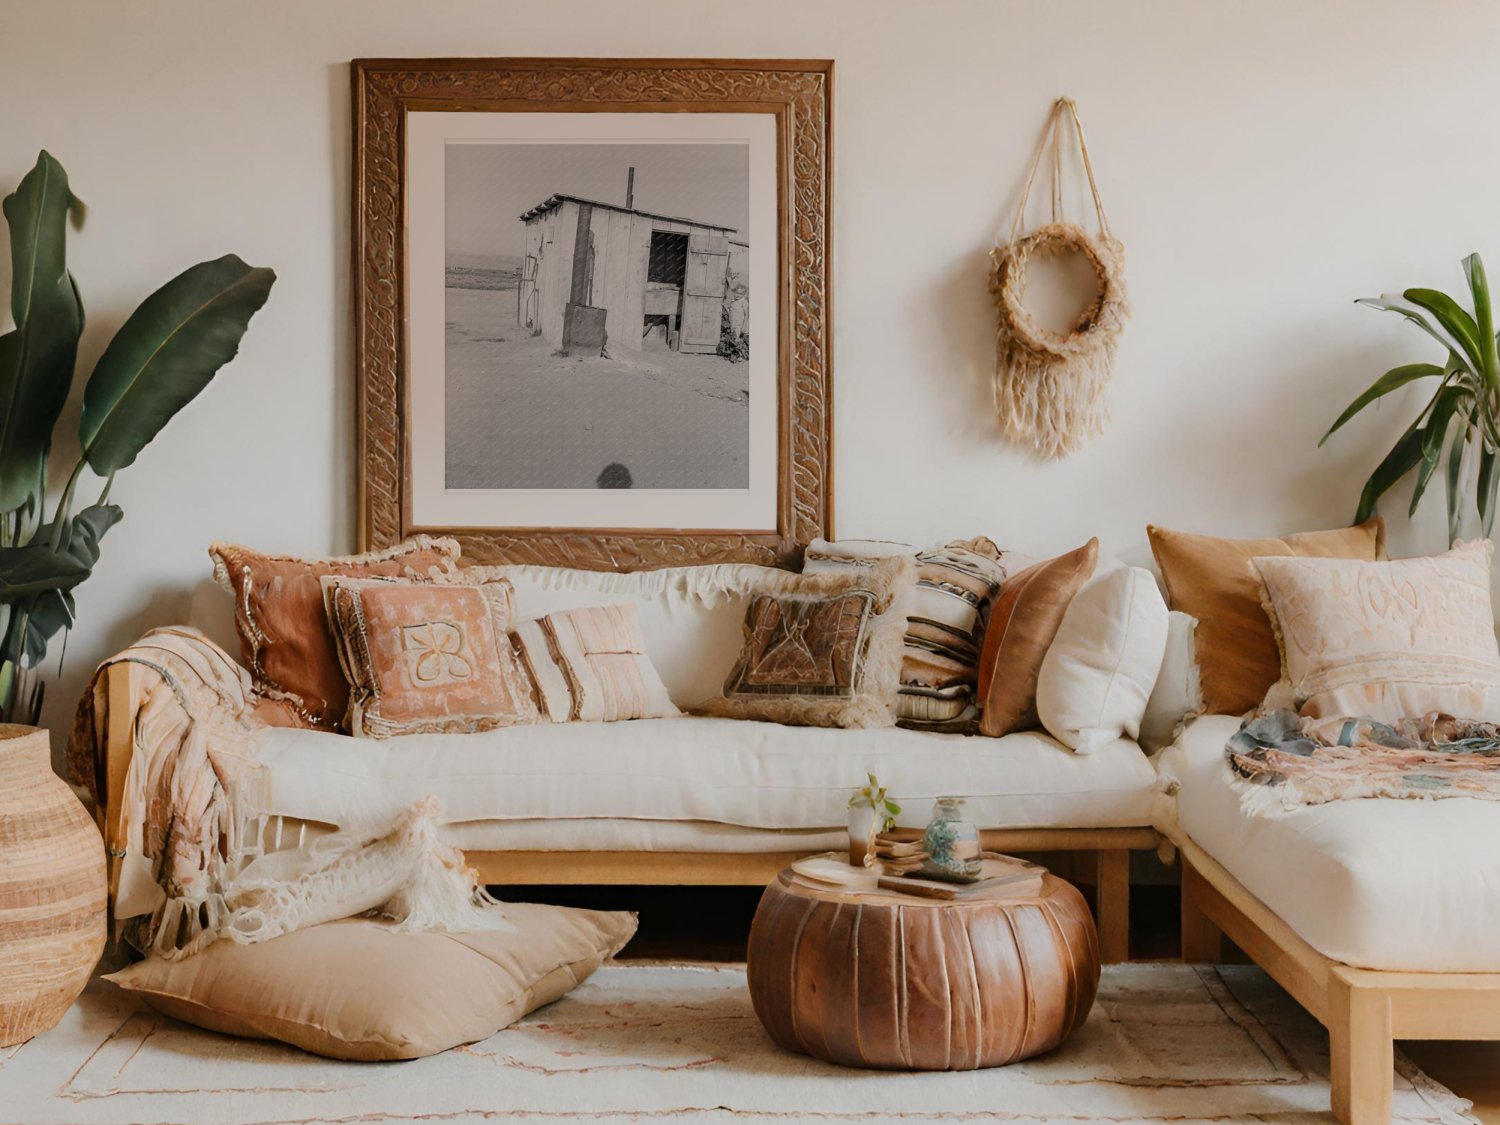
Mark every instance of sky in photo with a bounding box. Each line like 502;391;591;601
447;141;750;261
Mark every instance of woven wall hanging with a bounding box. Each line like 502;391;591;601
991;97;1129;460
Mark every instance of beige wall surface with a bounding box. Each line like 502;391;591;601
1;0;1496;743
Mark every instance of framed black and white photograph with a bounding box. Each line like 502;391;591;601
353;58;833;569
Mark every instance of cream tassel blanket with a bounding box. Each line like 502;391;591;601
991;98;1129;460
70;628;509;960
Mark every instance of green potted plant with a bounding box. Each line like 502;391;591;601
0;151;274;723
847;772;901;864
1323;252;1500;543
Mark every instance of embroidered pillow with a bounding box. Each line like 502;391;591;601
804;538;1025;731
977;538;1099;738
1254;540;1500;723
323;575;538;738
1147;519;1385;716
210;537;461;730
701;555;915;729
510;603;679;723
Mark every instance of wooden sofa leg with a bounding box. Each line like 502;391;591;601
1094;848;1129;964
1328;968;1393;1125
1179;858;1224;963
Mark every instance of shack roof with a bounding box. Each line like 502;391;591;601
518;193;737;233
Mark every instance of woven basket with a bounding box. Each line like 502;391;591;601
0;724;106;1046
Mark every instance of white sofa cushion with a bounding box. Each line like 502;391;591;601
1035;564;1168;754
1159;714;1500;972
249;717;1158;834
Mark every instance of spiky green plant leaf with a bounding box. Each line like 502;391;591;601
1321;363;1443;446
1355;421;1426;524
1404;288;1483;372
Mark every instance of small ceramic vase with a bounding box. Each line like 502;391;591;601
921;797;983;882
847;804;878;866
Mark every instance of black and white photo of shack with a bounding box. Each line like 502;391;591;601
444;141;752;492
518;188;749;357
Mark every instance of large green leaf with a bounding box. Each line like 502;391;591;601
0;542;90;598
1355;421;1426;524
79;254;274;474
0;151;84;512
1404;287;1483;372
1320;362;1443;446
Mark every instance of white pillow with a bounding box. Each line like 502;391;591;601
1138;611;1202;752
1036;564;1169;754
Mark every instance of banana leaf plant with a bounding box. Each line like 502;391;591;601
1323;253;1500;545
0;151;274;725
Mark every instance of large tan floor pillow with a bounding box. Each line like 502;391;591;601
105;903;636;1060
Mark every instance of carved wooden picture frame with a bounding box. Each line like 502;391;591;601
352;58;832;569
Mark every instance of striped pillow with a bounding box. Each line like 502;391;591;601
510;603;679;723
803;538;1025;731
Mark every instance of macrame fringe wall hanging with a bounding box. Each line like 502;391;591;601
991;97;1129;460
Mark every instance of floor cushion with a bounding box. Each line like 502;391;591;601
105;903;637;1060
1159;714;1500;972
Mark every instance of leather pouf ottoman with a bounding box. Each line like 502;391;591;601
747;866;1100;1070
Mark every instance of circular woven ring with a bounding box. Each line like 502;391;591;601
992;222;1124;360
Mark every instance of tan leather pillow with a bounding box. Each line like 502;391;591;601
977;539;1099;737
1147;518;1385;716
323;575;540;737
210;537;461;729
104;904;637;1061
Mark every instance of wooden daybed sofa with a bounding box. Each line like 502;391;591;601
1161;714;1500;1125
90;561;1162;964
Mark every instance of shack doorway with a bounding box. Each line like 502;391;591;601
644;231;690;349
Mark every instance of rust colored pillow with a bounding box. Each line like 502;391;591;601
977;539;1099;738
1147;518;1385;716
323;575;540;738
210;537;461;730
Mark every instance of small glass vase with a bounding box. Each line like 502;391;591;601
921;797;983;882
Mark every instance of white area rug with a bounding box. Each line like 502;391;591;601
0;962;1475;1124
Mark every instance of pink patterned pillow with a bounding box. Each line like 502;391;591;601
510;604;679;723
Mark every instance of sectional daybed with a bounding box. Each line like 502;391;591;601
84;531;1500;1125
1163;715;1500;1125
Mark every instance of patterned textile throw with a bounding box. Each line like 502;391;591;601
70;628;511;960
803;537;1022;732
1226;708;1500;816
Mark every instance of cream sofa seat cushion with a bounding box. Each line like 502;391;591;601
249;716;1159;832
105;903;637;1060
1254;539;1500;721
1036;564;1169;754
1159;715;1500;972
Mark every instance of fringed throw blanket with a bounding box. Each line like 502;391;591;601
1227;708;1500;816
69;627;509;959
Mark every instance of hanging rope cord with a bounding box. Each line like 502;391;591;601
1005;97;1114;248
990;97;1129;460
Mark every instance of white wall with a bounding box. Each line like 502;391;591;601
2;0;1496;745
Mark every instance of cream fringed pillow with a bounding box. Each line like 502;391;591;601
510;603;679;723
105;905;637;1061
1254;540;1500;722
323;574;539;737
699;555;916;729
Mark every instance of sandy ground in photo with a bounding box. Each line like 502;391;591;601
444;285;749;490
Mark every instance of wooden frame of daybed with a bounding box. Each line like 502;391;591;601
1178;835;1500;1125
99;662;1155;963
